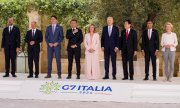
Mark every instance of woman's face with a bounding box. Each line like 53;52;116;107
89;25;95;33
165;25;172;32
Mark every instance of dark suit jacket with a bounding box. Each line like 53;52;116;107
101;25;119;50
141;29;159;52
1;26;20;49
45;24;64;45
120;29;137;54
66;28;83;50
25;29;43;51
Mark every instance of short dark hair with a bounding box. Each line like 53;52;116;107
51;15;57;20
146;19;153;23
70;19;77;23
124;19;131;24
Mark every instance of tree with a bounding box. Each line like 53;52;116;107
0;0;97;53
97;0;180;50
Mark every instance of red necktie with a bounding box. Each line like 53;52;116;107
126;30;128;40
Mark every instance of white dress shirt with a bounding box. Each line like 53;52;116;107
108;25;113;36
126;28;130;34
9;25;13;32
52;24;56;33
147;29;152;39
32;29;36;37
161;32;178;51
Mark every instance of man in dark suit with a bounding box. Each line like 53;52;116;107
101;17;119;80
45;15;64;79
120;20;137;80
1;17;20;77
66;19;83;79
25;21;43;78
141;20;159;81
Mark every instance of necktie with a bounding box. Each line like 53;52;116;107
108;26;111;36
52;25;55;35
126;30;128;40
148;29;151;40
32;30;35;37
9;27;12;33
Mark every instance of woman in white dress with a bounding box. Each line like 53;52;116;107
84;24;101;80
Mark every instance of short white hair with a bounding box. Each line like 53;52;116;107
31;21;37;24
164;22;173;30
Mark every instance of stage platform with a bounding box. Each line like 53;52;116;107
0;73;180;103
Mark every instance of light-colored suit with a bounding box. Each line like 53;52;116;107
84;33;101;79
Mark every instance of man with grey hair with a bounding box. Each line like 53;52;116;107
101;17;119;80
25;21;43;78
1;17;20;77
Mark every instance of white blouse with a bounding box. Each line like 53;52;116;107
161;32;178;51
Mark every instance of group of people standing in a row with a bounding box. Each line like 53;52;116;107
1;16;178;82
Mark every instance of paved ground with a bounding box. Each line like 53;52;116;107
0;99;180;108
0;73;180;108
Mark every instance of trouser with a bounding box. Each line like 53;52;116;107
162;48;175;80
47;45;61;75
67;48;81;76
4;45;17;75
144;50;156;78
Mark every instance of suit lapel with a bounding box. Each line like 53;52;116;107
30;30;33;38
50;25;53;36
34;29;38;38
106;26;109;37
151;29;154;40
54;25;59;36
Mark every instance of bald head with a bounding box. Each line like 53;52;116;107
31;21;37;29
107;17;114;26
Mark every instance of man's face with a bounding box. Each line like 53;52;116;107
124;21;131;29
147;21;153;29
8;18;14;26
31;22;37;29
70;21;77;28
107;17;113;26
51;17;57;24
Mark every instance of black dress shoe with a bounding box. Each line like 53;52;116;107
153;78;157;81
76;76;80;79
103;76;109;79
44;75;51;78
35;76;39;78
3;74;9;77
66;76;71;79
130;77;134;80
27;75;33;78
58;75;61;79
143;77;149;80
12;74;17;77
113;76;116;80
122;78;128;80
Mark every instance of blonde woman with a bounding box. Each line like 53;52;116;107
161;22;178;82
84;24;100;80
